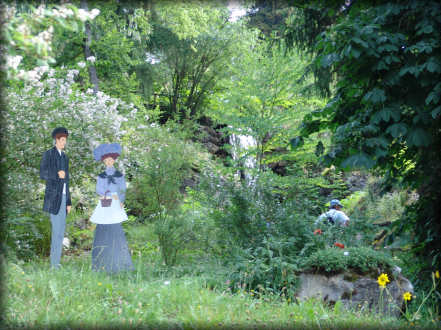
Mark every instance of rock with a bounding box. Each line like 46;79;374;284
345;171;368;192
195;124;230;158
296;272;414;318
267;160;288;176
297;273;353;303
180;175;199;193
204;141;220;154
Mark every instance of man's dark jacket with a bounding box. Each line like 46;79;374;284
40;147;72;214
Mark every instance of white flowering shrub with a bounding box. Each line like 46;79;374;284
1;3;100;75
2;66;140;258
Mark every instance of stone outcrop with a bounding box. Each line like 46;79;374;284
296;269;413;318
195;122;230;159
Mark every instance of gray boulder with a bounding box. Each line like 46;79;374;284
296;270;413;318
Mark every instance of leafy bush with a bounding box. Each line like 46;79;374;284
4;209;51;260
195;169;320;297
124;125;213;266
124;125;197;222
196;169;317;251
2;66;139;259
302;246;398;275
227;236;300;300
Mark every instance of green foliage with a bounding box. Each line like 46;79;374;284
154;210;199;267
146;6;239;122
2;2;87;75
124;124;209;266
125;125;196;222
196;169;317;251
4;210;51;260
227;236;300;300
287;0;441;278
302;247;397;275
64;210;96;252
51;1;151;110
211;38;310;170
246;0;293;43
152;0;229;40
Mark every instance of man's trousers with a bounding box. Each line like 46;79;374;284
49;194;66;268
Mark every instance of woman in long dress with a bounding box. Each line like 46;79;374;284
90;143;133;273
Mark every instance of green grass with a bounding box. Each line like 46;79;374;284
5;253;426;329
4;222;440;329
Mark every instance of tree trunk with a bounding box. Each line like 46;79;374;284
81;0;99;94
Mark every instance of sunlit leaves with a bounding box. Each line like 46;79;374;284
153;1;228;40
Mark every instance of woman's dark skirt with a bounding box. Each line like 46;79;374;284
92;223;133;273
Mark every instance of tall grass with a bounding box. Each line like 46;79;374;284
5;253;420;329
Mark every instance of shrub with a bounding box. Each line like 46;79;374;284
124;125;211;266
302;246;398;275
227;236;300;300
124;125;197;222
2;66;138;258
4;209;51;260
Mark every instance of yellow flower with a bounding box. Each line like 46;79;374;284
403;292;412;301
98;282;102;286
436;270;440;279
377;273;390;288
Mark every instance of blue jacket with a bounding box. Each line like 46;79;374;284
96;167;126;202
40;147;72;214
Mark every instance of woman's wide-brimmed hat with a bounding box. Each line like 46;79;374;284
93;143;122;161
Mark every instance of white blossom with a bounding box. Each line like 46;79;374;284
90;8;100;19
86;56;96;63
77;8;89;22
5;55;23;70
77;61;86;68
16;24;30;35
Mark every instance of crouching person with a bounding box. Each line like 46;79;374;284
315;199;349;227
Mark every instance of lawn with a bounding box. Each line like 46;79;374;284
4;252;419;329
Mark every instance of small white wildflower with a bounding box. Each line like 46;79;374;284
77;61;86;68
90;8;100;19
62;237;70;248
86;56;96;63
343;251;349;256
164;281;170;285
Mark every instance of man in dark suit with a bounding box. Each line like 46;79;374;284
40;127;72;268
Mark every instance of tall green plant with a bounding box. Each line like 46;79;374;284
124;125;200;265
210;38;309;171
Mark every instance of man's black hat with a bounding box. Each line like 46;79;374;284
52;127;69;138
